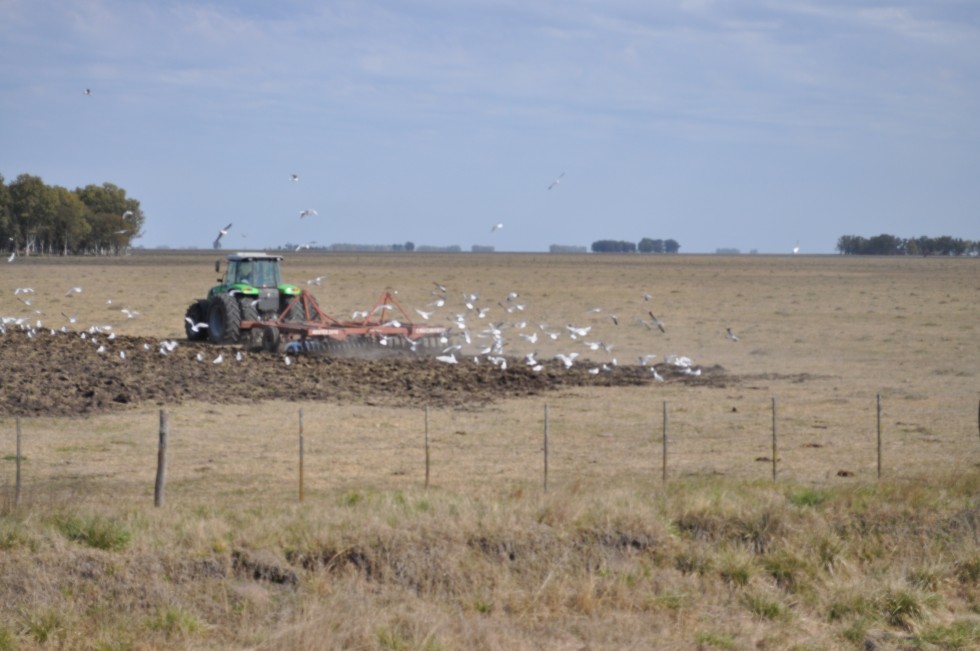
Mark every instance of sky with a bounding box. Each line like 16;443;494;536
1;0;978;254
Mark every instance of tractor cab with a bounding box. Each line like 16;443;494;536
225;255;282;289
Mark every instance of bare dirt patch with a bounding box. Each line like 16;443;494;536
0;328;729;417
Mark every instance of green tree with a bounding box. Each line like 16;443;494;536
638;238;665;253
664;239;680;253
50;186;91;255
0;174;13;252
9;174;57;255
76;182;144;252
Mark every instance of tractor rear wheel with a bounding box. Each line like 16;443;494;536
184;300;209;341
239;296;260;323
208;293;242;344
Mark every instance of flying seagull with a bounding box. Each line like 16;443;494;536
299;209;318;218
648;312;666;333
213;223;233;249
84;88;92;96
290;174;299;182
726;327;739;342
491;223;503;232
548;172;565;190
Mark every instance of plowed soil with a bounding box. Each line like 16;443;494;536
0;328;728;417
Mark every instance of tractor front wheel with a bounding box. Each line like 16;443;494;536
208;294;242;344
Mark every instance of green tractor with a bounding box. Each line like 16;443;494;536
184;252;305;345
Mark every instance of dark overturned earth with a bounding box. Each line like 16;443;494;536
0;328;729;417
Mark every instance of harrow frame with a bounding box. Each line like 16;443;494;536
240;289;449;354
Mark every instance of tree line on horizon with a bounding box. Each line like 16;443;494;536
591;238;680;253
0;174;144;256
836;234;978;256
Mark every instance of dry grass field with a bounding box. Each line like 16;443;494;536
1;251;978;650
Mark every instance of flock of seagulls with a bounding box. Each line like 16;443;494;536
377;279;738;379
2;273;742;381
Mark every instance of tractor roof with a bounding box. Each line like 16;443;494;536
227;252;284;262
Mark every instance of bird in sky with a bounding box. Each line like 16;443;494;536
299;209;317;218
84;88;92;96
213;223;233;249
792;241;800;254
491;223;503;232
290;174;299;182
548;172;565;190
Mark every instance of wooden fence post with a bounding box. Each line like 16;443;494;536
543;404;549;493
15;417;22;507
771;397;778;482
298;409;305;502
877;393;882;480
424;406;430;490
662;401;668;483
154;409;168;507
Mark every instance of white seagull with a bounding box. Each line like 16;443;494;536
185;316;208;333
726;327;739;342
299;209;318;218
7;251;15;263
213;223;233;248
290;174;300;182
547;172;565;190
648;312;666;333
491;223;503;232
554;352;579;368
66;286;83;297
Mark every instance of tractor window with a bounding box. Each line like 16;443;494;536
251;260;280;287
228;259;280;287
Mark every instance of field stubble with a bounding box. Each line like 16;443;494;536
1;252;978;649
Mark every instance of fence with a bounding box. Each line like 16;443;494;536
5;395;979;507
